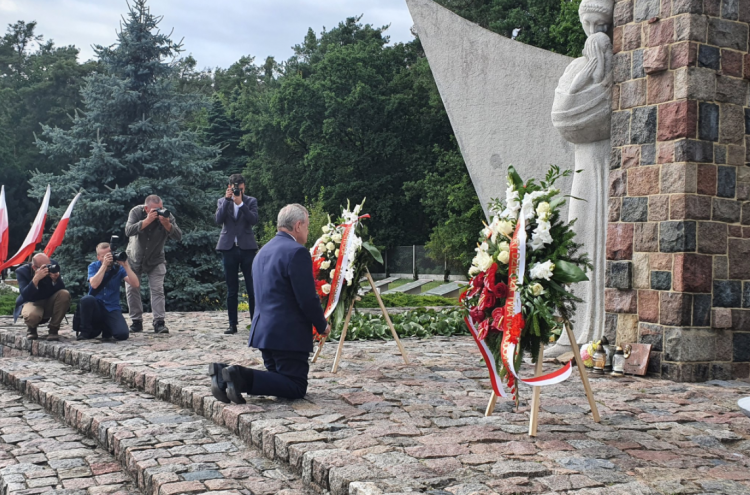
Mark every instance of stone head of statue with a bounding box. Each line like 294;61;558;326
578;0;614;36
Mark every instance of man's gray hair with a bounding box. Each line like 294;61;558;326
277;204;308;231
144;195;162;206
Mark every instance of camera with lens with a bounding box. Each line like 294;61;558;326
108;235;128;263
232;183;242;197
156;208;170;218
42;263;60;274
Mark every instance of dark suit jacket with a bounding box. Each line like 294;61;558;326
13;261;65;322
248;232;327;353
215;194;259;251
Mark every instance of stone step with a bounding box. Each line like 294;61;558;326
0;357;314;495
0;385;141;495
0;330;401;495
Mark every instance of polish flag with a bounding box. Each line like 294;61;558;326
44;192;81;257
0;186;8;264
0;185;50;271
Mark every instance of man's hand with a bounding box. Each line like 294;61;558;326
103;252;114;268
225;186;233;199
117;258;129;268
158;214;172;231
321;324;332;338
142;208;158;229
31;266;49;286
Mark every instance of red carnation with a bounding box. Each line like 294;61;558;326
508;313;525;344
469;307;485;323
492;281;508;299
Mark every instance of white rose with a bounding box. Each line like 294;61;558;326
530;260;555;280
498;241;510;252
474;250;493;272
531;283;545;296
321;234;331;243
320;260;331;270
331;233;342;243
322;225;331;233
321;284;331;294
326;242;335;252
335;249;340;257
497;250;510;264
330;270;335;279
497;220;514;237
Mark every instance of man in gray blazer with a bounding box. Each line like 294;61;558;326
216;174;259;334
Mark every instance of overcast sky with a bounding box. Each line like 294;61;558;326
0;0;416;69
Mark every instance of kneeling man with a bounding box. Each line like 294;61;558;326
78;242;140;342
209;204;330;403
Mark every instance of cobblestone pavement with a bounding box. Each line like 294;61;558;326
0;356;313;495
0;313;749;494
0;386;140;495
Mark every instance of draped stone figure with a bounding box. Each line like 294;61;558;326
547;0;614;356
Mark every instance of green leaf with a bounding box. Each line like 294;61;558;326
552;259;589;284
361;241;383;264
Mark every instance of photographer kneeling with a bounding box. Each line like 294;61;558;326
14;253;70;341
77;241;139;342
124;195;182;334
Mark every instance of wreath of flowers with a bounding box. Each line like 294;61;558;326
462;165;591;397
310;200;382;336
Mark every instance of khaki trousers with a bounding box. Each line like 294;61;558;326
21;289;71;331
125;262;167;323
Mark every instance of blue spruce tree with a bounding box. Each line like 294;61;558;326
30;0;226;310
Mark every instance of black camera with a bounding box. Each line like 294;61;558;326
109;235;128;263
42;263;60;274
232;183;242;197
156;208;170;218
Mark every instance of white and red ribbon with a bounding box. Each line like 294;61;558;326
323;219;359;318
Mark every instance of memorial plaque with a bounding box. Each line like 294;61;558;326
623;343;651;376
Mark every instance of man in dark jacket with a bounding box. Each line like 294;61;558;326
209;204;329;403
14;253;70;341
216;174;259;335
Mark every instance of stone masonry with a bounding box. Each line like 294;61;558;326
607;0;750;381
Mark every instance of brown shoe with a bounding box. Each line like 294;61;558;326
26;327;38;340
47;328;60;341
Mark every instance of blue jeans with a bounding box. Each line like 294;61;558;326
78;295;129;340
221;247;256;325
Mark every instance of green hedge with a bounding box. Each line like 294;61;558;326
0;289;16;316
329;307;467;341
357;292;458;308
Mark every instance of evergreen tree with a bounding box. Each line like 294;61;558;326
203;96;247;175
30;0;224;310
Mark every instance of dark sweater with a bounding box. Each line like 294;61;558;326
16;262;66;305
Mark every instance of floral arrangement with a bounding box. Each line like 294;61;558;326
462;165;590;399
310;200;382;335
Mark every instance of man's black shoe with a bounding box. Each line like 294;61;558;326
208;363;230;404
129;320;143;333
153;320;169;334
221;365;248;404
101;336;117;344
224;324;238;335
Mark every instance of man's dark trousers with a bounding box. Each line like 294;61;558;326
236;350;308;399
222;246;256;324
78;295;129;340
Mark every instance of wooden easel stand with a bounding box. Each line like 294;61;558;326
311;268;409;373
485;319;600;436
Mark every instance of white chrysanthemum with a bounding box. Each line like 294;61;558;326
530;260;555;280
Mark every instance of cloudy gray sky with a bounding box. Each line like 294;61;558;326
0;0;416;68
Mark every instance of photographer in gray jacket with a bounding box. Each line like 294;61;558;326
124;195;182;334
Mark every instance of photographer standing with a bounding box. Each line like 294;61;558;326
78;242;139;341
124;195;182;334
216;174;258;334
14;253;70;341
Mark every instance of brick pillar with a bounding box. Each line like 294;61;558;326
607;0;750;382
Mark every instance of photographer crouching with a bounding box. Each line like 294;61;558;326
124;195;182;334
77;240;139;342
14;253;70;341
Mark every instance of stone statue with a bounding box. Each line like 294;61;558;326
548;0;614;356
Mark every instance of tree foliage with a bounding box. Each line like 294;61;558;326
29;0;224;310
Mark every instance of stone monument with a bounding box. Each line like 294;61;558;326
548;0;615;356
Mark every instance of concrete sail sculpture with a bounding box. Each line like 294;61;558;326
406;0;612;353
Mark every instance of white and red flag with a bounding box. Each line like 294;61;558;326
0;186;8;265
44;192;81;257
0;185;50;271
